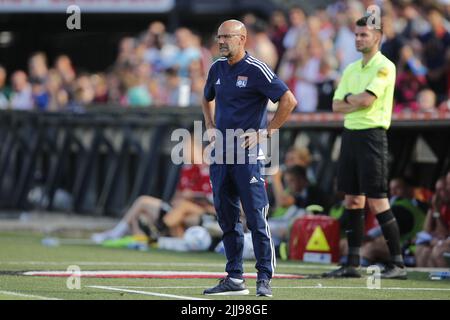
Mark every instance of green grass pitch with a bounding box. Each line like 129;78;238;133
0;232;449;300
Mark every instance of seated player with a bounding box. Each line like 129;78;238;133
91;136;214;243
415;172;450;267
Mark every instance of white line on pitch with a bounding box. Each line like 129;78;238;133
113;285;450;292
87;285;210;300
0;261;336;269
5;261;448;273
0;290;61;300
113;286;210;289
274;286;450;291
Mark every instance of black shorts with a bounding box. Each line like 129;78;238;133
337;127;388;198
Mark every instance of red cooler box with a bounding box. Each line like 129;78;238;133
289;215;340;263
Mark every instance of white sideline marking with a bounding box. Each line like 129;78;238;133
4;261;449;273
88;285;209;300
275;286;450;291
114;286;209;289
1;261;336;269
0;290;61;300
114;285;450;292
22;270;304;279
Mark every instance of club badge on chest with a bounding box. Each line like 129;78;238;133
236;76;248;88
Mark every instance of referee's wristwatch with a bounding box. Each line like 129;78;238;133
344;93;352;104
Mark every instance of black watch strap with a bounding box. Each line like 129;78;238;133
344;93;352;104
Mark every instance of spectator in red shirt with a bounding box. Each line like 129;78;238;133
91;136;214;243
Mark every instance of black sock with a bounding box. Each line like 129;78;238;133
345;209;365;267
376;209;404;268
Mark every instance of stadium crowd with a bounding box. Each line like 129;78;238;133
0;0;449;113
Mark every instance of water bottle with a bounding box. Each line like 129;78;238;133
429;271;450;280
127;242;148;251
41;237;60;247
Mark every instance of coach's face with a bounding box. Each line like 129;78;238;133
216;22;246;59
354;25;380;53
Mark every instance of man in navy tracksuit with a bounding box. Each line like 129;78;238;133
201;20;297;297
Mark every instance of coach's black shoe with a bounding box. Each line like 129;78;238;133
322;265;361;278
380;265;407;280
256;279;273;297
203;277;250;295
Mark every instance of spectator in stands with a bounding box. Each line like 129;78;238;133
241;12;258;27
115;37;137;69
293;37;323;112
316;55;339;112
306;15;334;54
246;21;279;70
398;3;430;40
10;70;33;110
381;16;406;66
171;28;202;78
440;0;450;21
334;3;362;73
419;7;450;101
188;58;205;80
54;55;76;89
189;74;206;107
283;5;307;51
417;88;437;112
438;97;450;111
0;65;11;109
91;73;109;104
31;77;49;111
28;52;49;83
269;10;289;70
314;6;336;48
46;70;69;111
123;63;153;107
28;54;50;110
143;21;178;74
72;73;95;107
105;71;124;104
393;52;427;113
192;32;213;78
415;173;450;267
3;0;450;112
161;67;188;107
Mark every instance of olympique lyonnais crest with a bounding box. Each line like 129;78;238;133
236;76;248;88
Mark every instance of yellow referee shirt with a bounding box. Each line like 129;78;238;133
333;51;396;130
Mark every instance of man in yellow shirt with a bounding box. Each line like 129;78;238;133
323;15;407;279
